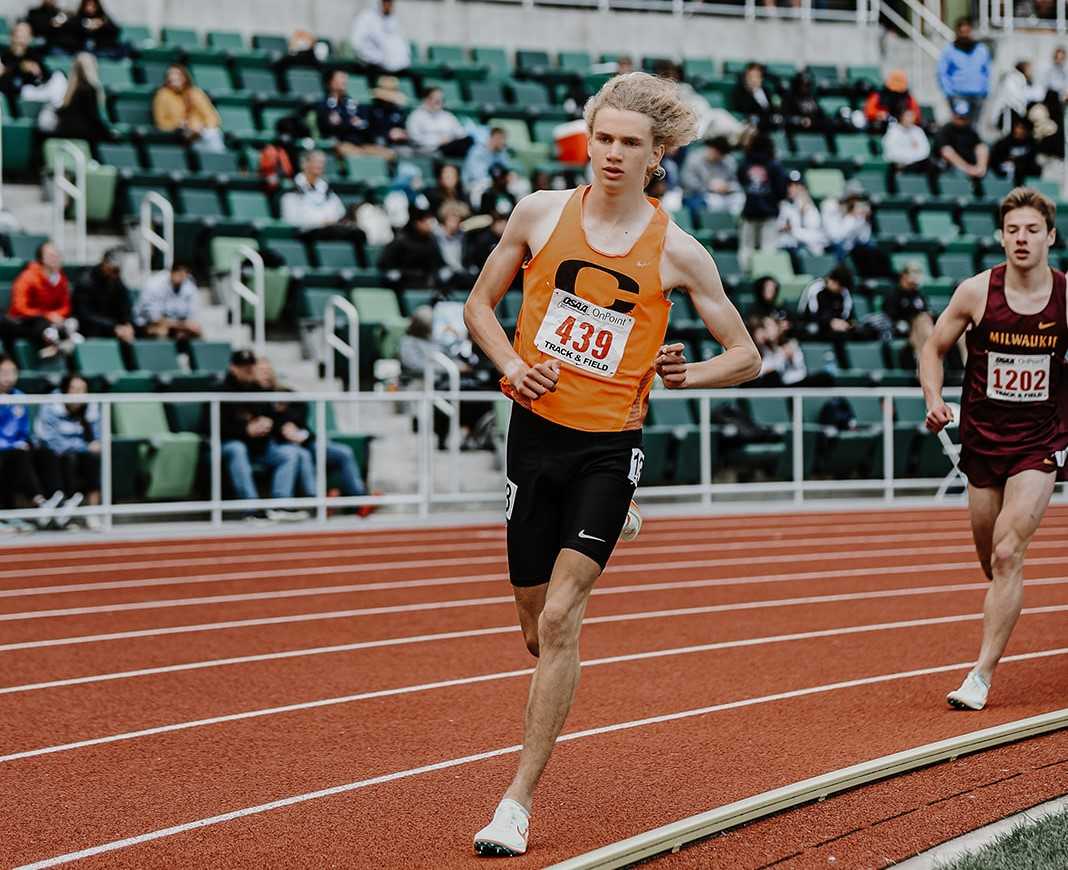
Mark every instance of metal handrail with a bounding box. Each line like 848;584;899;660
897;0;953;41
425;351;462;493
880;3;943;60
52;141;87;263
139;191;174;275
324;294;361;431
229;246;265;358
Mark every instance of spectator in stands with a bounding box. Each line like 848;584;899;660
681;135;743;215
70;0;121;56
133;263;202;342
282;29;328;69
358;75;409;149
1042;46;1068;99
747;275;791;328
821;183;873;259
800;264;856;340
463;207;509;274
406;86;472;157
0;354;62;524
253;358;373;515
991;61;1046;134
777;170;826;257
220;349;307;522
153;64;224;152
434;201;471;277
731;63;777;126
937;17;991;122
34;372;101;526
53;52;110;141
882;261;934;364
426;162;468;216
478;164;517;217
280;150;369;261
749;314;807;386
462;126;513;204
991;116;1041;187
864;70;921;130
883;108;934;177
317;69;373;157
26;0;79;53
350;0;411;73
74;248;133;342
258;125;296;191
0;21;66;108
935;101;989;182
782;71;827;132
399;305;435;378
379;205;446;288
737;133;788;272
8;241;80;359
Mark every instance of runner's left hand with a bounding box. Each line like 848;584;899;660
656;343;688;389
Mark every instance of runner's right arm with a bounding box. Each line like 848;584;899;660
464;195;560;401
920;275;983;432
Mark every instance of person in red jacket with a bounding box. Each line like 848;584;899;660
7;241;82;359
864;70;922;130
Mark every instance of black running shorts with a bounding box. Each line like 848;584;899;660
505;403;643;587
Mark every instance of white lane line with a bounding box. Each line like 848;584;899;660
0;525;1004;585
6;578;1068;695
0;527;1014;598
5;603;1068;765
0;542;1045;621
6;559;1065;652
14;645;1068;870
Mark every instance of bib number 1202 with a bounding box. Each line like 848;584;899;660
554;316;613;360
987;353;1050;402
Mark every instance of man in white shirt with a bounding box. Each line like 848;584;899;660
406;86;472;156
350;0;410;73
134;263;202;340
883;107;932;172
777;171;826;255
281;150;369;262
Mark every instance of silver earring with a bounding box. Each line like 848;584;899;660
652;165;666;180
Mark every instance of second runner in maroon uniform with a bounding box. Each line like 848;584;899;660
921;187;1068;712
958;263;1068;488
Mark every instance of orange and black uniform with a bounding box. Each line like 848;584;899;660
501;186;671;584
959;264;1068;488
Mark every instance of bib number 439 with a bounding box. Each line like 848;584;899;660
554;316;613;360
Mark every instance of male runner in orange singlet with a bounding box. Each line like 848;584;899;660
463;72;761;856
921;187;1068;711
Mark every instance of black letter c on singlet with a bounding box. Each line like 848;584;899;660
554;259;641;314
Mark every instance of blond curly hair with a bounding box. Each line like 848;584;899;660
583;72;699;150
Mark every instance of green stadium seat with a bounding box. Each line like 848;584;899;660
145;143;189;173
818;96;851;117
315;240;360;269
468;80;507;109
798;252;837;277
344;154;392;187
846;65;881;87
895;173;932;198
227;189;274;222
805;168;845;200
835;134;872;162
982;176;1015;199
558;51;592;73
113;401;201;499
472;46;510;78
514;49;552;73
236;64;277;94
7;233;48;261
748;249;794;280
161;27;199;48
792;132;829;159
800;341;839;377
808;64;840;85
43;138;92;175
682;58;718;84
840;341;886;384
269;238;311;270
252;34;288;53
401;289;435;316
130;339;182;373
285;67;324;97
937;252;975;281
509;80;552;110
206;30;245;51
196;150;241;174
891;251;932;278
210;236;259;273
960;205;996;237
1;118;35;176
111;93;154;126
189;340;233;374
428;44;468;65
916;210;958;238
13;339;65;375
853;167;888;197
648;396;695;427
98;58;135;89
216;98;258;136
178;186;223;217
351;287;406;326
190;62;235;95
119;24;153;47
98;142;142;170
876;207;913;236
938;173;975;198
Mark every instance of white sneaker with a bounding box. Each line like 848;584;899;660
52;493;84;530
947;670;990;710
620;499;642;542
34;491;64;529
474;799;530;857
266;508;311;523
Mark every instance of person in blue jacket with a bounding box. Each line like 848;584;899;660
34;372;102;527
938;17;991;122
0;354;62;526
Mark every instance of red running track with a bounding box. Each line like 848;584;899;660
2;507;1068;869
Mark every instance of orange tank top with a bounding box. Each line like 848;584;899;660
501;186;671;432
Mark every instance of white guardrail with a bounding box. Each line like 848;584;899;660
0;384;1001;531
547;706;1068;869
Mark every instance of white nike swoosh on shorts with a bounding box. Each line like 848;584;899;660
577;530;606;543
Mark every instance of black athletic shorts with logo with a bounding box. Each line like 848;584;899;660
505;403;643;587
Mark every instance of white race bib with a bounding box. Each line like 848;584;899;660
533;289;634;379
986;352;1050;402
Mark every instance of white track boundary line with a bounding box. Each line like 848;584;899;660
10;540;1068;622
0;523;1003;593
6;578;1068;695
2;524;1026;584
8;559;1068;652
14;646;1068;870
5;604;1068;764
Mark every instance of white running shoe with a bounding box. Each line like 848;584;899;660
947;670;990;710
474;799;529;857
619;499;642;542
266;508;311;523
52;493;84;530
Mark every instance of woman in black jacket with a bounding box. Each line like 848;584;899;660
54;53;111;141
71;0;122;56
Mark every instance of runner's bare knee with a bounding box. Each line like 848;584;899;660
991;533;1025;578
537;603;581;653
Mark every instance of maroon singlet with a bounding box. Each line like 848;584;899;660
960;264;1068;458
